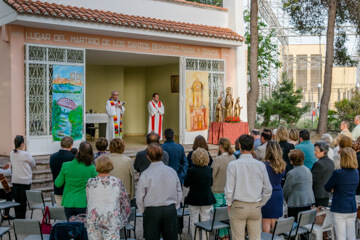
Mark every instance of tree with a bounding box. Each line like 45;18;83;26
247;0;259;131
244;9;282;130
69;106;83;140
335;91;360;130
243;10;282;81
257;73;309;126
283;0;360;134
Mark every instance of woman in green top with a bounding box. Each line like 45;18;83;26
55;141;97;220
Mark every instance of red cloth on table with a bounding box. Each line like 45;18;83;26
208;122;249;145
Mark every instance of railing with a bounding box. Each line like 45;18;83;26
185;0;223;7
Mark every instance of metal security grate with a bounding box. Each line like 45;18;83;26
185;58;225;123
26;45;85;137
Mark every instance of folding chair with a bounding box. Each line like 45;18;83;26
125;207;136;239
26;190;53;219
0;227;10;240
194;206;230;240
261;217;295;240
49;206;67;225
178;202;190;237
13;219;50;240
282;209;317;240
304;207;334;240
50;192;57;207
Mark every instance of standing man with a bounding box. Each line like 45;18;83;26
49;136;75;206
352;115;360;141
250;129;261;150
106;90;125;142
148;93;165;141
295;130;317;170
254;129;272;161
162;128;188;185
333;120;352;145
225;134;272;240
136;143;182;240
134;132;169;174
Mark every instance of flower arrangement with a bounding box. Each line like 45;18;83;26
225;116;241;123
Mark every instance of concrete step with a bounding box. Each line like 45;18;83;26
35;186;53;199
32;169;52;180
32;178;53;189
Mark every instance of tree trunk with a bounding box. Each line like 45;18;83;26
247;0;259;130
317;0;337;134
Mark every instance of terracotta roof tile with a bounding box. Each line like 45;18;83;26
4;0;244;42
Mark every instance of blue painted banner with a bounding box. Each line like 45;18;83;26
52;65;84;141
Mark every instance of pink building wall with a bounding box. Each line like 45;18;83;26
0;25;25;155
0;24;240;155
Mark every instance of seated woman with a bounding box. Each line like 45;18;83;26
187;135;213;167
283;149;315;222
184;148;216;240
55;141;97;220
86;155;131;240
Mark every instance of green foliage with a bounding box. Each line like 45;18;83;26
283;0;359;67
244;10;282;81
186;0;222;7
334;91;360;129
257;73;309;126
69;106;83;140
51;100;62;140
327;109;341;130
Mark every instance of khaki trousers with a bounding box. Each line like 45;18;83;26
229;201;261;240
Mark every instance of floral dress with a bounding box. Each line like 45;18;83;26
86;176;131;240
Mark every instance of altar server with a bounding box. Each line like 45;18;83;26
106;90;125;141
148;93;165;140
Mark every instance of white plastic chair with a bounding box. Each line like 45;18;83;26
304;207;334;240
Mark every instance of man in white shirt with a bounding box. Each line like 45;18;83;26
352;116;360;141
148;93;165;140
136;143;182;240
225;134;272;240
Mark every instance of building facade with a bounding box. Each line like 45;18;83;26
282;44;357;111
0;0;247;155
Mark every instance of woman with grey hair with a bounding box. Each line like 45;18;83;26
321;133;334;160
311;140;335;207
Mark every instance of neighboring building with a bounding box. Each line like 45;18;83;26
0;0;247;155
282;44;357;110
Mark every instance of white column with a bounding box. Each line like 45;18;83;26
223;0;248;122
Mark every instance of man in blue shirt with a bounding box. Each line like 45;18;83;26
295;130;317;170
162;128;188;184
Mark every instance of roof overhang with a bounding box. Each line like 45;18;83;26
9;15;243;48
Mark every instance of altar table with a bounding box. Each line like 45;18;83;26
208;122;249;145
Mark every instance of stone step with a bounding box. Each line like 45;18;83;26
32;169;52;180
35;186;54;199
32;178;53;189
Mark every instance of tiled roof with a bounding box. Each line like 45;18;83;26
4;0;244;42
169;0;228;11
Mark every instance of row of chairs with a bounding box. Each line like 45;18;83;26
188;207;318;240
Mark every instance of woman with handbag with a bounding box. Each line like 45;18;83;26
86;155;131;240
55;142;97;220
